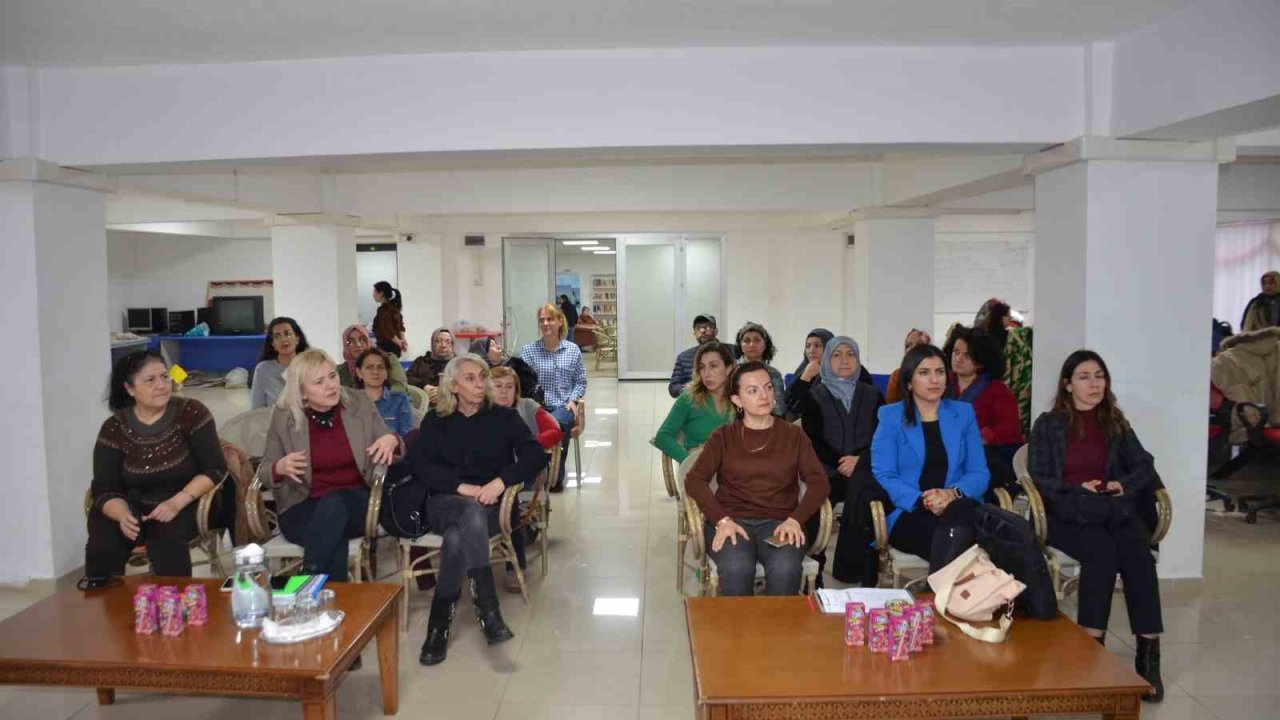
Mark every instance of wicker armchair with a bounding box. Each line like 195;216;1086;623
684;495;833;596
869;488;1013;589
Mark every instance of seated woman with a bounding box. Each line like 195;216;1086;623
653;342;736;480
252;317;309;408
262;349;401;582
468;336;509;369
518;303;587;492
944;327;1024;496
338;324;407;393
355;348;415;437
491;366;563;451
884;329;931;403
684;362;829;596
87;351;227;579
406;327;455;403
735;322;786;417
577;307;598;327
785;329;875;417
408;354;546;666
1028;350;1164;702
871;345;989;574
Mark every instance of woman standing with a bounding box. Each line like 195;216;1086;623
653;343;736;478
87;351;226;579
1027;350;1165;702
684;362;829;596
354;348;415;437
408;354;546;666
252;317;309;409
1241;270;1280;332
518;303;587;492
372;281;408;356
262;349;401;582
407;328;455;403
338;324;407;393
871;345;989;574
735;322;786;418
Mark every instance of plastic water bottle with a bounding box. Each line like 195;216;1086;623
231;543;271;629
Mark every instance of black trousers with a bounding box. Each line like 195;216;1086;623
1048;514;1164;636
425;495;501;600
889;498;980;573
85;500;198;578
278;488;369;582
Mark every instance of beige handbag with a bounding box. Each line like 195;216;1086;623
928;544;1026;643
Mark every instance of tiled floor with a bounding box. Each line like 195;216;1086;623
2;377;1279;719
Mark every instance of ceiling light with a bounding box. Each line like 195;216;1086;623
592;250;617;255
578;245;606;251
561;240;598;246
592;597;640;617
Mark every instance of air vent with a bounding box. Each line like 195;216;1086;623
846;234;856;247
464;235;486;247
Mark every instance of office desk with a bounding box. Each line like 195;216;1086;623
149;334;266;373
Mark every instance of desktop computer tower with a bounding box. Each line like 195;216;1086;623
168;310;197;334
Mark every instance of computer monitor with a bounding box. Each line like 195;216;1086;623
149;308;168;334
211;296;265;336
126;308;153;333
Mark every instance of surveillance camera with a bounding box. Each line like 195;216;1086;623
401;233;416;244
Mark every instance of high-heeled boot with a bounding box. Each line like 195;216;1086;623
1135;636;1164;703
418;595;457;666
470;568;515;645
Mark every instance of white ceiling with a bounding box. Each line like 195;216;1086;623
1;0;1195;67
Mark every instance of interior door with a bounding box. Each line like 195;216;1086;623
502;238;556;352
617;235;682;380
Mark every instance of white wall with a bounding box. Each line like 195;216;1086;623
106;231;273;332
933;213;1035;341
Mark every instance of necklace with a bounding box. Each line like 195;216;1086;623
741;422;773;453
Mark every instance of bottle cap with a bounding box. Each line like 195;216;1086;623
234;542;265;564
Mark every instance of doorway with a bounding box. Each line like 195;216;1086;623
356;243;398;326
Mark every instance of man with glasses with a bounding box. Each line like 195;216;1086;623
668;314;734;398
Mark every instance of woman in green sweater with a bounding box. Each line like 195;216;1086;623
653;343;736;480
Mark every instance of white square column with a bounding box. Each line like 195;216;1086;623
848;210;936;373
0;166;110;584
1031;139;1227;579
270;218;359;360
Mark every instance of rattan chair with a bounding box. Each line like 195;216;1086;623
869;487;1013;589
656;448;698;594
218;408;274;461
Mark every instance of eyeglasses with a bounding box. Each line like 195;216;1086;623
272;330;297;341
362;365;387;373
345;336;370;346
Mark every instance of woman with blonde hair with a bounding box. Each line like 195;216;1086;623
409;354;546;666
262;349;401;582
518;302;587;492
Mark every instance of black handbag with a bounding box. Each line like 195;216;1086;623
973;504;1057;620
379;464;430;539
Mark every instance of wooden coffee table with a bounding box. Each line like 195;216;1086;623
0;577;401;720
686;596;1151;719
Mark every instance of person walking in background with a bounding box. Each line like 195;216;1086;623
372;281;408;357
559;294;579;342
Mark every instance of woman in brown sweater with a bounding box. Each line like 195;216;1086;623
684;361;829;596
88;351;226;579
372;281;408;357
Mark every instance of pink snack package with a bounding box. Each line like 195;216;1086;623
133;588;158;634
157;591;185;637
914;599;935;645
907;607;924;653
889;614;912;661
868;608;891;653
844;602;866;647
181;585;208;626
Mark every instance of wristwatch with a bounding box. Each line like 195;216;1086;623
953;488;965;500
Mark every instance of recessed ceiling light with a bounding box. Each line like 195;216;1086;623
592;250;617;255
592;597;640;617
578;245;606;251
561;240;598;246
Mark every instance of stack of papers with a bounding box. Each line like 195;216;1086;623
813;588;915;614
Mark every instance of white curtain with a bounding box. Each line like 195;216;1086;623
1214;221;1280;330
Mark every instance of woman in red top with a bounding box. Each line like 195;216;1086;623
263;349;401;582
490;366;563;450
945;327;1023;497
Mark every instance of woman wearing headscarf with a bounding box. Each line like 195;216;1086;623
795;337;886;586
884;329;932;403
786;328;874;417
1241;271;1280;332
337;324;407;393
406;327;455;403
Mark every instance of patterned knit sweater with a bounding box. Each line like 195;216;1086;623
91;397;226;513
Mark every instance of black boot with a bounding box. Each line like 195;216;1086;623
470;568;515;645
418;596;456;666
1135;636;1164;703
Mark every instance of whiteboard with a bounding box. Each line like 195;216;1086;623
934;234;1031;324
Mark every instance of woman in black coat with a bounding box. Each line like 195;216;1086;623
1027;350;1165;703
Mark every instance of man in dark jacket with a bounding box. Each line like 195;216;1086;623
559;295;579;340
668;314;728;398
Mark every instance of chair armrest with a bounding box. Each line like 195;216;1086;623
499;484;523;541
809;500;834;557
1020;476;1048;548
196;471;229;537
684;495;706;560
365;464;387;540
656;446;677;498
1153;488;1173;545
870;500;888;550
244;464;273;544
572;399;587;438
992;487;1013;512
83;488;93;518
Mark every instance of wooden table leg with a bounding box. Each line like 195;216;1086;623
377;606;400;715
303;693;336;720
96;688;115;705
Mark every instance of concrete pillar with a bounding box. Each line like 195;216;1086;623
848;209;936;372
269;216;359;361
0;161;111;584
1029;137;1230;579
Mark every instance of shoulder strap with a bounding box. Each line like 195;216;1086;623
930;546;1014;644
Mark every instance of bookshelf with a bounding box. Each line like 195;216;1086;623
591;275;617;324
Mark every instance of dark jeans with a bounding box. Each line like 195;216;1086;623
85;499;198;578
549;405;575;488
425;494;501;600
703;518;806;596
278;487;369;582
1048;514;1164;636
889;498;980;573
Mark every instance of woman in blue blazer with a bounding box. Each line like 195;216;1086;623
871;344;990;573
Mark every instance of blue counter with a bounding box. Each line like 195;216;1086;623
148;334;266;373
